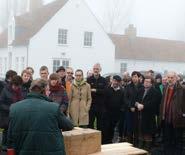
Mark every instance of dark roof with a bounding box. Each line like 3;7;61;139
0;0;68;48
109;34;185;62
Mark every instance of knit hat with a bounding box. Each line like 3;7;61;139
56;66;65;73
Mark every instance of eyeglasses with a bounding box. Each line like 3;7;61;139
67;72;73;74
75;74;82;77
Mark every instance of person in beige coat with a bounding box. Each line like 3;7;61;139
69;69;92;127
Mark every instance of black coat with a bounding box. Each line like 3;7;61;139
0;80;5;94
21;80;32;99
124;82;143;109
104;86;126;113
136;87;158;134
154;84;163;115
0;85;23;129
87;75;107;111
61;76;66;88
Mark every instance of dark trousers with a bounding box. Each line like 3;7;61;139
133;111;139;147
102;111;121;144
88;106;103;131
163;123;183;155
118;111;125;138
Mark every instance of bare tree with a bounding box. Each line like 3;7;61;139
103;0;135;33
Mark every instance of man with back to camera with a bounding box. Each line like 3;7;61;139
7;78;74;155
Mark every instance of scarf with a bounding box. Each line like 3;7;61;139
162;86;174;123
74;79;86;87
11;86;23;103
50;82;64;92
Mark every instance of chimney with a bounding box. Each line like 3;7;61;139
29;0;43;12
125;24;137;39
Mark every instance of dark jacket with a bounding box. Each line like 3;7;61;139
154;83;163;115
21;80;32;99
137;87;158;134
0;80;5;94
61;76;66;88
124;82;143;109
0;85;23;129
160;82;185;128
7;92;74;155
49;83;68;114
104;86;126;112
87;75;107;111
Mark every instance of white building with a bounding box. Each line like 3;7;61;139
0;0;115;78
109;25;185;75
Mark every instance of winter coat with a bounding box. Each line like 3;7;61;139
21;80;31;99
7;92;74;155
154;84;163;115
160;82;185;128
87;75;107;111
61;76;66;88
0;80;5;94
104;86;126;112
137;87;158;134
69;80;92;126
49;83;68;114
124;82;143;109
0;85;23;129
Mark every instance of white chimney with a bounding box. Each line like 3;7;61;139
125;24;137;39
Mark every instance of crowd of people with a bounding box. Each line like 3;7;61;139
0;63;185;155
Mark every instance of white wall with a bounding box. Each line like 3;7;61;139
0;48;8;78
28;0;115;78
12;46;27;75
0;46;27;77
115;59;185;74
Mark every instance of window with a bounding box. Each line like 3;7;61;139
21;57;25;71
58;29;68;45
62;59;69;68
52;59;70;72
120;63;127;73
84;31;93;47
53;60;60;72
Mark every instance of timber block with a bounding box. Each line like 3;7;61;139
89;143;148;155
63;127;101;155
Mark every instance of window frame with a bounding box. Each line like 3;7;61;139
58;29;68;45
120;62;127;73
84;31;93;47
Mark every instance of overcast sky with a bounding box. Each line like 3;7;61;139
85;0;185;41
1;0;185;41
